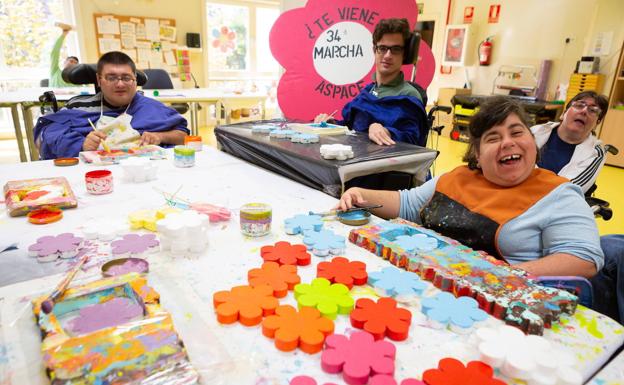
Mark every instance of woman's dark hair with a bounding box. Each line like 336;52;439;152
372;18;410;46
462;96;531;169
97;51;136;74
565;91;609;122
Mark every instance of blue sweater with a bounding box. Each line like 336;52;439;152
399;176;604;270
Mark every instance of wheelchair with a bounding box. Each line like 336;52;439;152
586;144;619;221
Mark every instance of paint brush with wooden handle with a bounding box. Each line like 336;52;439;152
87;118;110;152
41;255;88;314
309;204;383;217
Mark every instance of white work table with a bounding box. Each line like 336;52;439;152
0;147;622;384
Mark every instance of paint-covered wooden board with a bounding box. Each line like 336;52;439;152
31;273;199;385
3;177;77;217
288;122;348;136
349;219;578;335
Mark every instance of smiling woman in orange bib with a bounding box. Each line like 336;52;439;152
336;96;603;279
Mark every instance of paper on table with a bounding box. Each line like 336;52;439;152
98;38;121;53
144;19;160;41
96;16;120;35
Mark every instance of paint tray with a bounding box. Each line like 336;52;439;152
3;177;77;217
288;122;348;136
79;144;166;165
32;274;199;384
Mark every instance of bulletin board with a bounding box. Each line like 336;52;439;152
93;13;180;78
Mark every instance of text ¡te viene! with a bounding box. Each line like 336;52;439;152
305;7;379;39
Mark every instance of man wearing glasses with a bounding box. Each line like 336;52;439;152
531;91;609;194
35;51;188;159
315;18;427;146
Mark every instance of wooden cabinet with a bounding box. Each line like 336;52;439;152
599;41;624;167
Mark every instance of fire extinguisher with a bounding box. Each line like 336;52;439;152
479;37;493;66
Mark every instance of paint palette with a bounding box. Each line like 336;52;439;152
32;274;199;384
4;177;77;217
289;122;348;136
79;145;166;164
349;219;579;335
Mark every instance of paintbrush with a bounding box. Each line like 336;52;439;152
309;204;383;217
87;118;111;152
327;109;338;121
41;255;88;314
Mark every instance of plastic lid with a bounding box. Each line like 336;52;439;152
54;157;79;166
174;145;195;156
240;203;272;220
27;206;63;224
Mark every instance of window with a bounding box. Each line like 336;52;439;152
205;0;279;79
0;0;79;86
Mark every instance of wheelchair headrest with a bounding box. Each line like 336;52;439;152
403;31;421;65
61;64;148;87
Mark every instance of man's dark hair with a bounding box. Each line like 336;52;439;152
462;96;531;169
372;18;410;46
565;91;609;122
97;51;136;74
66;56;79;63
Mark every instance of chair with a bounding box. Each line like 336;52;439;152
38;64;148;113
586;144;619;221
141;69;189;115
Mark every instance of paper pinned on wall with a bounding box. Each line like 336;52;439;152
96;16;120;35
144;19;160;41
99;38;122;53
161;42;175;51
164;50;176;66
149;51;163;68
130;17;141;24
591;31;614;56
136;24;147;40
138;48;151;64
121;34;136;49
120;22;136;35
122;49;137;62
160;25;176;41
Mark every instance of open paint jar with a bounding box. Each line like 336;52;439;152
337;210;371;226
85;170;113;195
184;136;203;152
27;206;63;224
174;145;195;168
240;203;272;237
101;257;149;277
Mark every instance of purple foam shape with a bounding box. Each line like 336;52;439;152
111;234;159;256
28;233;84;262
66;297;144;335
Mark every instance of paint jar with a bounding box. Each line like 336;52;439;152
173;145;195;168
184;135;203;152
85;170;113;195
240;203;272;237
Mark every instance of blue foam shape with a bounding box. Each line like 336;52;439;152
421;292;488;329
291;133;320;143
269;129;296;138
251;124;274;134
368;266;427;300
394;234;438;253
302;229;345;257
284;214;323;235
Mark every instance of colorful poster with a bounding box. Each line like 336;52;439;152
269;0;435;121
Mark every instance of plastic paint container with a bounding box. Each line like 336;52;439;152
184;136;203;152
240;203;272;237
85;170;113;195
102;257;149;277
337;210;371;226
174;145;195;168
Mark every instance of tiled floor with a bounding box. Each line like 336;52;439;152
1;129;621;235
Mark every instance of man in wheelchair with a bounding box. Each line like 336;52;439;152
34;51;188;159
314;18;428;147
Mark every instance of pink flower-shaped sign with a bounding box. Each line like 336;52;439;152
270;0;435;121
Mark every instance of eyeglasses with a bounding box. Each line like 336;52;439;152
101;74;136;84
374;45;405;55
571;101;602;117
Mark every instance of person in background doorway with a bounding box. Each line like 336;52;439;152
531;91;609;194
49;22;80;87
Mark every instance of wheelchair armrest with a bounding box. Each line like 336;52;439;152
536;276;593;307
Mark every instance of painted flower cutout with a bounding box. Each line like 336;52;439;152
294;277;354;319
28;233;84;262
212;25;236;53
421;292;488;332
269;0;435;120
317;256;367;289
350;297;412;341
111;234;160;256
368;266;427;302
422;358;507;385
393;234;438;253
303;229;345;257
262;305;334;354
284;213;323;235
248;261;301;298
213;284;279;326
260;241;311;266
321;331;395;385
